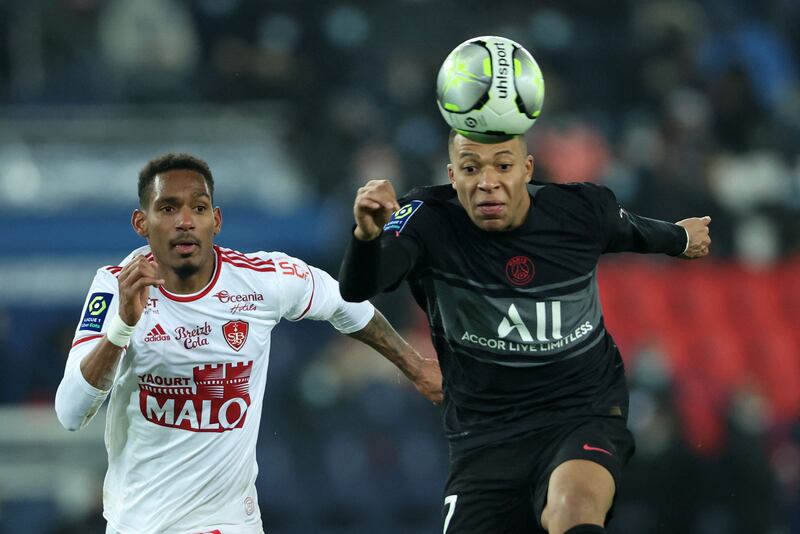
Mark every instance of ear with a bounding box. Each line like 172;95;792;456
447;164;456;189
525;155;534;184
213;207;223;236
131;209;148;238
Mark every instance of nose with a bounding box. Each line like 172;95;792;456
175;206;195;230
477;169;500;192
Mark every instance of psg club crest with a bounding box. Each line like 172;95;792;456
505;256;535;286
223;320;249;352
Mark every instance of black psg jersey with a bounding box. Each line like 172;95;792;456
340;183;687;449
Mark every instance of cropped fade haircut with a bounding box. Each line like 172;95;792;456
447;129;527;160
137;153;215;208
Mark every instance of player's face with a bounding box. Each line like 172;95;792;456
133;170;221;278
448;134;534;231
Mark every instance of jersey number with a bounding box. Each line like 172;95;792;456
443;494;457;533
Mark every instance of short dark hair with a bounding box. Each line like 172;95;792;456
447;129;527;154
137;153;214;208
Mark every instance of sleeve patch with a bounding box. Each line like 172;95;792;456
382;200;423;234
79;292;113;332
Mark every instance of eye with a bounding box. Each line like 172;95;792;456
463;165;477;174
498;163;513;171
160;206;174;213
195;205;207;213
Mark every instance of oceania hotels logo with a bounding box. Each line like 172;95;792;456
212;290;264;303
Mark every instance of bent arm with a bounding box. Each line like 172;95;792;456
338;233;420;302
55;338;124;431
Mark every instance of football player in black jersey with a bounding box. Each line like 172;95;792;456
339;130;711;534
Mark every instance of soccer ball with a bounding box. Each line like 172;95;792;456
436;35;545;143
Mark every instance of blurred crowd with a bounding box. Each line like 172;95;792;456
1;0;799;532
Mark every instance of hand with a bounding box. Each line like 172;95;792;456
676;216;711;259
116;255;165;326
353;180;401;241
407;354;443;405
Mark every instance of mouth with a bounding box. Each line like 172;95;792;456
170;237;200;255
476;201;505;218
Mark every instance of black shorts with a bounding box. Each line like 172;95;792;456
441;416;635;534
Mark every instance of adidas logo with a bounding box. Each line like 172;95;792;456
144;323;171;343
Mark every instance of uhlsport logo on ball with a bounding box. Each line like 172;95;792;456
436;35;545;142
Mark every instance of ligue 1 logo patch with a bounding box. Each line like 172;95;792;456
383;200;423;235
80;292;113;332
223;320;249;352
505;256;535;286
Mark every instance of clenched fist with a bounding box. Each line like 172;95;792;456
353;180;401;241
676;216;712;259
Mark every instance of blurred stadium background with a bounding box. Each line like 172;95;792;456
0;0;798;532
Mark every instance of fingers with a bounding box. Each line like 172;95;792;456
117;256;164;324
353;180;400;240
355;180;399;212
119;256;164;287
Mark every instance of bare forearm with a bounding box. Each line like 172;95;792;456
80;339;125;390
347;309;422;378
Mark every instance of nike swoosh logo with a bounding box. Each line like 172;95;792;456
582;443;613;456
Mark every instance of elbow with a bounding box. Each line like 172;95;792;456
54;385;85;432
55;406;83;432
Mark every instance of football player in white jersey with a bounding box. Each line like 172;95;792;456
55;153;442;534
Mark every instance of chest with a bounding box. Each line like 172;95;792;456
423;213;601;289
128;289;280;373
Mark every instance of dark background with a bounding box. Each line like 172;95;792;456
0;1;798;532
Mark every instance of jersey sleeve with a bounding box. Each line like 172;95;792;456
585;184;688;256
55;267;122;431
338;198;427;302
276;255;375;334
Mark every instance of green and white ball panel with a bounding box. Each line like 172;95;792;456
436;43;491;114
512;46;545;120
436;35;545;141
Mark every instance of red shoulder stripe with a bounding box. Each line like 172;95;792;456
221;257;276;272
220;249;275;267
71;334;104;349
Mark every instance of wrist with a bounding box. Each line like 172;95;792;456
354;225;380;242
399;350;424;378
106;314;136;348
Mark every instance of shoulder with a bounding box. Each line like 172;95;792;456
533;182;617;211
218;246;311;281
399;184;456;205
217;246;278;273
385;185;455;235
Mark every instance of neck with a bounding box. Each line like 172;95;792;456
159;249;216;295
507;190;532;231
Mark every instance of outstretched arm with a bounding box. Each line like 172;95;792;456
592;185;711;258
347;309;442;404
283;260;441;404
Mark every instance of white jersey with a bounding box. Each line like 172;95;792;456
56;245;374;534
